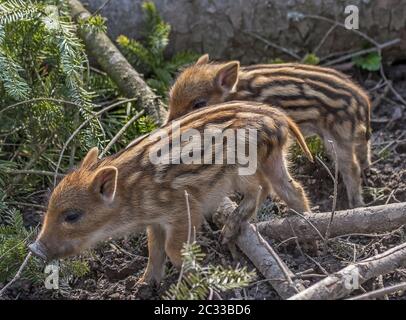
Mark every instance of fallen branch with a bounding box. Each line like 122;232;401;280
215;198;305;299
347;281;406;300
288;242;406;300
257;202;406;242
67;0;167;125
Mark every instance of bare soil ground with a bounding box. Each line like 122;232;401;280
2;69;406;300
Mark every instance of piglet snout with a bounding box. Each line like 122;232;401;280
28;241;48;261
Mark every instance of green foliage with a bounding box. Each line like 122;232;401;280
0;0;158;289
290;136;326;162
302;53;320;65
305;136;325;157
0;0;102;154
0;181;92;284
0;0;41;25
134;115;157;135
78;14;107;33
0;206;43;283
353;52;381;71
268;57;285;64
61;259;90;278
116;1;198;98
165;242;255;300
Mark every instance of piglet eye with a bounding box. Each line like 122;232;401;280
64;210;83;223
192;99;207;109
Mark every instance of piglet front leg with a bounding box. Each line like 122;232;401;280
138;225;166;287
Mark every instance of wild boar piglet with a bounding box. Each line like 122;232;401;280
30;101;312;285
168;54;372;208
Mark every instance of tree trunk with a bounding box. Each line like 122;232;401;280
86;0;405;64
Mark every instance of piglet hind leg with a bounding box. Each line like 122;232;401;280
264;152;311;213
164;212;203;271
221;197;256;245
221;176;270;244
355;139;371;171
324;137;364;208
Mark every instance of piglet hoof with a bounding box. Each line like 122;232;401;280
135;277;149;286
133;280;157;300
136;271;161;288
349;198;365;209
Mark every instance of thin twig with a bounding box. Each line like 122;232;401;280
184;190;192;245
5;169;65;178
323;39;400;67
302;14;381;47
348;282;406;300
315;156;334;182
380;64;406;108
0;253;32;298
253;187;295;288
378;132;406;156
324;140;338;243
275;236;297;248
175;190;193;293
253;224;296;288
294;274;326;279
289;209;325;242
253;187;297;289
374;247;389;300
92;0;113;15
100;110;145;158
371;81;391;110
295;268;315;276
312;23;337;55
385;189;396;205
90;66;107;76
0;97;93;116
287;220;305;258
244;31;301;60
5;201;46;210
0;226;38;261
304;253;329;276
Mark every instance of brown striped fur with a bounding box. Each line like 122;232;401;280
167;54;372;208
31;102;312;285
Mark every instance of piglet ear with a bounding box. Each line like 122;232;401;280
81;147;99;169
91;166;118;203
195;54;209;65
214;61;239;92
